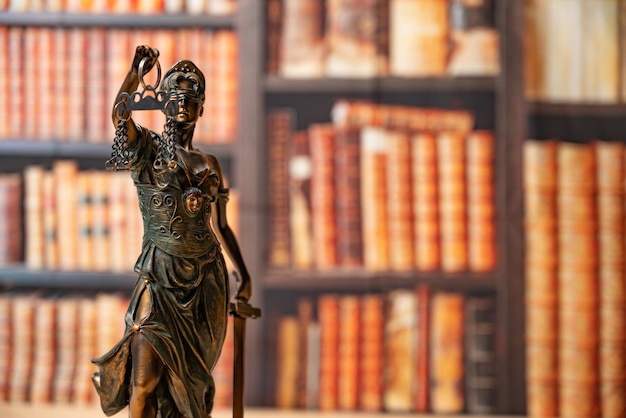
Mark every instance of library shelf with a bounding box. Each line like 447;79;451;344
265;76;497;94
0;12;235;29
0;266;135;292
527;101;626;118
264;269;498;293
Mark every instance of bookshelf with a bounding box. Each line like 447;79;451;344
4;0;621;417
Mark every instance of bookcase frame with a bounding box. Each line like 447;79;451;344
2;0;617;415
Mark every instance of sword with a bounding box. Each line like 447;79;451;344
228;296;261;418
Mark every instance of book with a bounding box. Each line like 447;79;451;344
412;132;439;271
523;139;560;418
389;0;449;76
318;294;340;411
265;0;283;76
309;124;338;270
580;0;618;103
267;109;293;268
9;294;36;402
383;289;416;412
289;131;314;269
296;298;315;409
437;131;467;272
385;130;415;271
464;296;497;414
595;140;626;417
279;0;324;77
557;141;599;418
324;0;387;77
359;294;384;412
430;292;464;414
337;295;360;410
0;295;11;401
334;127;363;269
414;285;430;412
447;0;499;76
466;130;496;271
360;127;389;272
0;174;22;265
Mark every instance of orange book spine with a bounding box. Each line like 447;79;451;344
412;132;439;271
359;294;384;412
267;110;293;268
437;131;468;272
29;298;56;404
67;28;87;142
360;127;389;272
595;140;626;417
309;124;338;270
0;27;9;139
414;284;430;412
466;130;496;271
0;295;11;401
8;27;24;139
212;30;238;144
386;129;415;271
524;139;559;418
430;292;465;414
557;141;599;418
383;289;416;412
337;295;360;411
318;294;340;411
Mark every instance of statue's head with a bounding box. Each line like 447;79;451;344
163;60;205;123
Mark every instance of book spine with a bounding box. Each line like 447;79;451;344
289;131;314;270
595;140;626;417
386;129;415;271
430;292;465;414
318;294;340;411
412;132;440;271
279;0;324;78
464;296;497;414
467;130;496;271
383;289;416;412
414;284;430;412
557;142;599;417
267;110;293;268
389;0;449;77
359;294;384;412
437;131;468;272
337;295;361;411
265;0;283;76
334;127;363;268
309;124;338;270
523;139;559;418
360;127;389;272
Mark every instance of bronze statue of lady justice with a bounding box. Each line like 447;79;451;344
92;45;259;418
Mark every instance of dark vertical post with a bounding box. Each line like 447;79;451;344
496;0;527;414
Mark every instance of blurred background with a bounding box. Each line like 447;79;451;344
0;0;623;417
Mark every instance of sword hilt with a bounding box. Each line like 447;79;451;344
229;299;261;319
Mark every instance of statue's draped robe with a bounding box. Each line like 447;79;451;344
92;127;229;418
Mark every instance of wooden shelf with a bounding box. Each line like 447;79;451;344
265;76;497;94
0;404;519;418
0;140;235;161
264;269;498;292
0;12;235;28
528;101;626;118
0;266;135;292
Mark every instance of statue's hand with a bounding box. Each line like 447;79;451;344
233;271;251;302
131;45;159;75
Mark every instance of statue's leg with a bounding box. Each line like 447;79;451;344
129;285;163;418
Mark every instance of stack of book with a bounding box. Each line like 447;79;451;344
266;0;499;78
271;286;497;414
0;27;238;144
267;100;496;273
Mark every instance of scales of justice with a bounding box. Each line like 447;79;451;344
93;45;260;418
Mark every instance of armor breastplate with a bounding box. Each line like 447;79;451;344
137;184;218;258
